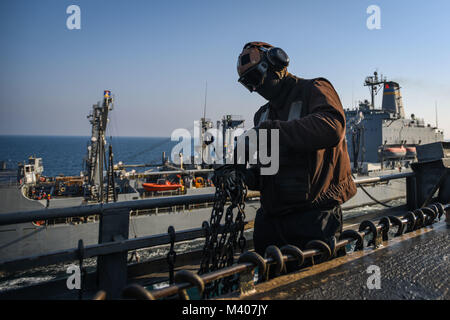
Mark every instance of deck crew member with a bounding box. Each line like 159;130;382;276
234;41;357;258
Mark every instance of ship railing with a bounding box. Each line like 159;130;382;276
0;192;230;299
0;193;218;226
131;202;217;216
353;172;414;185
0;171;416;299
0;223;219;274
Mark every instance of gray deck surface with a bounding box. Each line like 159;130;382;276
240;222;449;300
0;187;44;213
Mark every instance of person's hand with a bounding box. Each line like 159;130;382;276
212;165;237;186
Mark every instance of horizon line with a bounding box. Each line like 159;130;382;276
0;134;172;139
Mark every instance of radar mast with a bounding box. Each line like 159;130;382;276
364;71;386;109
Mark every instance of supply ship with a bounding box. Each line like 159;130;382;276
0;72;448;301
346;71;443;171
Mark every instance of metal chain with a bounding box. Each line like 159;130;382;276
167;226;177;284
198;167;248;298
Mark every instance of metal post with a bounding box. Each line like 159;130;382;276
406;175;417;210
96;207;130;299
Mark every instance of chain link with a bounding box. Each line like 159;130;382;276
167;226;177;284
198;166;247;298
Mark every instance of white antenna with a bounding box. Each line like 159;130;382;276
203;81;208;119
435;101;438;128
351;81;354;109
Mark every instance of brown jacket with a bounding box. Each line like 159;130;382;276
248;74;356;215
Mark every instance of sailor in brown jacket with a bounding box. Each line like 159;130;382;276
235;41;357;258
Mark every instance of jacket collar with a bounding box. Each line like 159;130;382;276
268;73;297;109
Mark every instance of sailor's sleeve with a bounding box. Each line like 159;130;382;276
260;79;346;151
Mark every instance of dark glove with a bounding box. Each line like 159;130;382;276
212;165;238;186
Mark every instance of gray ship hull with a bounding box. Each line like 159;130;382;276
0;203;260;261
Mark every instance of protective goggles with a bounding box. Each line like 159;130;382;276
237;46;269;92
238;61;269;92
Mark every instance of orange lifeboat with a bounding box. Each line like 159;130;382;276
142;179;183;192
382;146;407;159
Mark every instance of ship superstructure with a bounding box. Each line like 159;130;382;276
345;71;444;171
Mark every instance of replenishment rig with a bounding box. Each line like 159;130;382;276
0;141;448;300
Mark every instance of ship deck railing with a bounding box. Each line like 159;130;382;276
0;171;416;299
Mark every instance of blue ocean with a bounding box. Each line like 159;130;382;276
0;135;178;177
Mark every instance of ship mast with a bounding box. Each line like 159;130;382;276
85;91;114;202
364;71;386;109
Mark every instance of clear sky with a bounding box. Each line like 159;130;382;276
1;0;449;138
